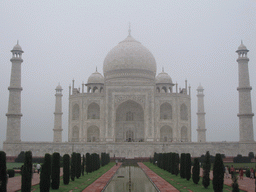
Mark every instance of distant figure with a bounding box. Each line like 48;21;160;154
225;166;229;178
115;159;118;166
250;168;254;179
239;168;243;180
36;163;41;174
230;165;235;179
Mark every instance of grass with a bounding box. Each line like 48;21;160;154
25;162;115;192
143;162;246;192
6;162;23;169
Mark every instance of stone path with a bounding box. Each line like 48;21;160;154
7;169;63;192
199;168;255;192
82;163;121;192
138;162;179;192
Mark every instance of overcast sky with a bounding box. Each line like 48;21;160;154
1;1;256;149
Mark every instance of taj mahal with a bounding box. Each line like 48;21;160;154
3;30;256;158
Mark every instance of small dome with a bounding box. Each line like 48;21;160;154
12;42;23;52
156;71;172;84
87;71;104;84
103;34;157;80
56;84;62;90
237;41;247;51
197;84;204;90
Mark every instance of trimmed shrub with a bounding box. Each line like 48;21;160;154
82;155;85;176
180;153;186;178
185;153;191;181
233;154;250;163
51;153;60;189
245;169;250;178
248;152;254;160
86;153;91;174
15;151;25;163
76;153;81;179
202;151;211;189
71;152;76;181
0;151;7;192
174;153;179;176
192;158;200;184
213;153;224;191
40;153;51;192
63;154;70;185
7;169;15;178
21;151;32;192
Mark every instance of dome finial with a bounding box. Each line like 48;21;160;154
128;22;131;36
17;40;19;45
96;66;97;72
162;67;164;72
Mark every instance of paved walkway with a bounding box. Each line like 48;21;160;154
7;169;63;192
82;163;121;192
138;162;179;192
200;168;255;192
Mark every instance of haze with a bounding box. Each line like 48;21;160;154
1;1;256;149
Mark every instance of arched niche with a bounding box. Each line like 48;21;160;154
115;100;144;142
180;103;188;120
160;125;173;142
160;102;172;120
72;104;79;120
181;126;187;142
87;102;100;119
72;126;79;142
87;126;100;142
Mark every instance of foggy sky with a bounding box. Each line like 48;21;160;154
1;1;256;149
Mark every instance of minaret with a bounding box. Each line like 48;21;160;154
53;84;63;142
196;84;206;142
236;41;254;142
5;42;24;142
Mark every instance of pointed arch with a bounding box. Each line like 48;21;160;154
87;102;100;119
160;125;173;142
181;126;187;142
72;104;79;120
160;102;172;120
72;126;79;142
87;126;100;142
180;103;188;120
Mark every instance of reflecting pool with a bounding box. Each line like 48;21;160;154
104;165;158;192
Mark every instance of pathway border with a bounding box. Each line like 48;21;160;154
138;162;179;192
82;163;121;192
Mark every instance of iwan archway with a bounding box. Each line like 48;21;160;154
115;100;144;142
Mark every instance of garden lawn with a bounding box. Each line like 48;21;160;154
143;162;246;192
21;162;115;192
7;162;23;169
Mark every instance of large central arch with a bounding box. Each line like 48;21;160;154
115;100;144;142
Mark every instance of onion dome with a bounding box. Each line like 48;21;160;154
56;84;62;90
237;41;247;51
87;70;104;84
156;69;173;84
12;41;23;52
197;84;204;90
103;33;157;81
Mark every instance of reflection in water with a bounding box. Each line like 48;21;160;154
104;166;157;192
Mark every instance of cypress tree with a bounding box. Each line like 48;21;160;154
232;175;239;192
86;153;91;174
51;152;60;189
213;153;224;192
63;154;70;185
71;152;76;181
174;153;179;176
82;154;85;176
21;151;32;192
76;153;81;179
192;158;200;184
163;153;167;171
0;151;7;192
180;153;186;178
202;151;211;188
171;153;176;175
40;153;51;192
185;153;191;181
167;153;171;172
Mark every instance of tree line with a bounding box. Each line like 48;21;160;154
0;151;110;192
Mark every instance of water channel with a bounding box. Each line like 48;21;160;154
103;165;158;192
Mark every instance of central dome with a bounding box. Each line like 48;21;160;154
103;35;157;81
